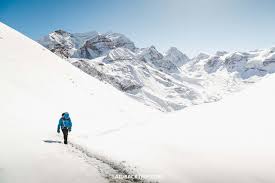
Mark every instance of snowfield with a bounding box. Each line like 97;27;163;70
1;22;275;183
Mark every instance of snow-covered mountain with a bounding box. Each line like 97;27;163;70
3;22;275;183
38;30;275;112
38;31;200;111
38;30;135;59
0;22;159;183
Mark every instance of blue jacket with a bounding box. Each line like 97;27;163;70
57;112;72;131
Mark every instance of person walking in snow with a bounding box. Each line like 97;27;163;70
57;112;72;144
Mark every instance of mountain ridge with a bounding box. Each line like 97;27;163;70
38;30;275;111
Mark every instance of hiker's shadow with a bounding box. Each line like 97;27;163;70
43;140;62;144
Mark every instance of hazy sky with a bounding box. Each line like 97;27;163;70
1;0;275;56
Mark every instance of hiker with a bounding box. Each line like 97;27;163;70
57;112;72;144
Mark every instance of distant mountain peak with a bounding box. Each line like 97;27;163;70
166;46;180;53
53;29;70;35
165;47;189;66
215;51;228;57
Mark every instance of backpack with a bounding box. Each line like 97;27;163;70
61;118;70;129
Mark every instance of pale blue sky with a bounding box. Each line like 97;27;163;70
1;0;275;56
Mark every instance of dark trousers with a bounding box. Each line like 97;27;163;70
61;128;69;144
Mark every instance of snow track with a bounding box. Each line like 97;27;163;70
67;142;157;183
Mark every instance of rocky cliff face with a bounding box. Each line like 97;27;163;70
38;31;135;59
38;30;275;111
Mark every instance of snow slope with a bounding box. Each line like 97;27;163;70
0;22;160;183
75;68;275;183
2;22;275;183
